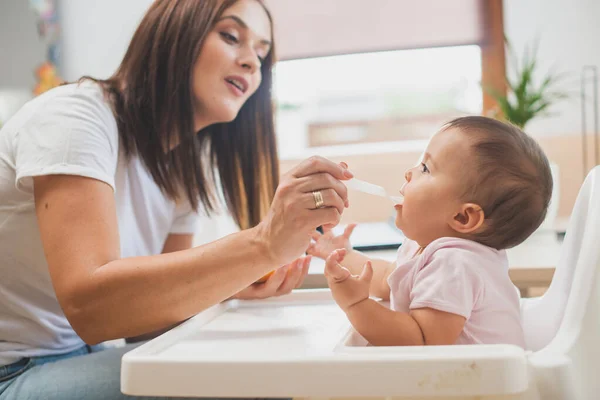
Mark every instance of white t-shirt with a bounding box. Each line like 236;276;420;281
0;82;200;366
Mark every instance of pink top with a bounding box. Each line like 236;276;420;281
387;237;525;348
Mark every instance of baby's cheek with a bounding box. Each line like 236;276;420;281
393;208;403;227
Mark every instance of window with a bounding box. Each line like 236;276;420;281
273;45;482;159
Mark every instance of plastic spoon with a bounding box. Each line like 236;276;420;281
345;178;404;205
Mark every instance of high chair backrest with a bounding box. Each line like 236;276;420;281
520;166;600;352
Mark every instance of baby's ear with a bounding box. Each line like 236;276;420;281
450;203;485;234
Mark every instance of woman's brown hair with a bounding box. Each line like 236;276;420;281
82;0;278;230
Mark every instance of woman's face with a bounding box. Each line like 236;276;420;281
191;0;272;129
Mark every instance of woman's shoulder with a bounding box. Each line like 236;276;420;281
3;81;123;194
40;81;114;120
8;81;114;130
14;81;120;150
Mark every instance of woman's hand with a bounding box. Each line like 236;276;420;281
307;224;357;260
324;249;373;312
231;256;311;300
254;156;353;266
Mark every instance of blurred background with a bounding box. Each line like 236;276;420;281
1;0;599;245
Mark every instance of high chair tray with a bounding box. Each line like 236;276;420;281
121;289;528;398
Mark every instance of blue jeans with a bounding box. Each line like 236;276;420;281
0;343;268;399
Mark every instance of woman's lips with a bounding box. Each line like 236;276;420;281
225;79;245;96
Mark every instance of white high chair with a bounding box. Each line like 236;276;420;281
121;166;600;400
517;164;600;400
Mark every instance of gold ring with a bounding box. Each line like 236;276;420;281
312;190;325;209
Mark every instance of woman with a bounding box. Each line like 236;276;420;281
0;0;351;398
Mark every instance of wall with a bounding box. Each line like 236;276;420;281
500;0;600;226
58;0;153;80
0;0;46;89
503;0;600;137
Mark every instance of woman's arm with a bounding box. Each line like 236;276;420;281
124;234;310;343
35;156;351;345
124;234;194;343
35;175;277;344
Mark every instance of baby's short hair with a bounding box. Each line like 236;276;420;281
443;116;553;250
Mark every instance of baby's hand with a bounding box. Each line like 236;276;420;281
307;224;357;260
324;248;372;312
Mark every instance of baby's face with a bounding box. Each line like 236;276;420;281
394;128;473;246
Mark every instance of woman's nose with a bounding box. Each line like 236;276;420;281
238;48;260;74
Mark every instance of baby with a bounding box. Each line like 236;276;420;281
308;116;553;347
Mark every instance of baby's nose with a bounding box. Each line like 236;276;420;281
405;169;412;182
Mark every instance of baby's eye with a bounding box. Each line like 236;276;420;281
420;163;430;173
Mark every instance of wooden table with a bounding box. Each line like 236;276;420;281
302;231;561;297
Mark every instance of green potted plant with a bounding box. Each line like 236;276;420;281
485;38;569;232
486;38;570;129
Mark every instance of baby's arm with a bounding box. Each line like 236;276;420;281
308;225;394;299
346;302;466;346
324;249;466;346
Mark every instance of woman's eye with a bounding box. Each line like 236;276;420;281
220;32;238;43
